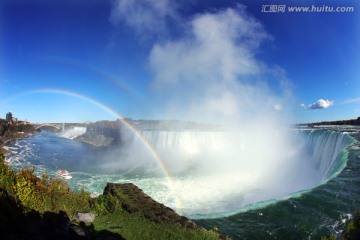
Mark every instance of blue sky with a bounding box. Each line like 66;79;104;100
0;0;359;124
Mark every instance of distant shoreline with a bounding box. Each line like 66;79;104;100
297;117;360;127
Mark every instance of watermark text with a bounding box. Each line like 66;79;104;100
261;5;355;13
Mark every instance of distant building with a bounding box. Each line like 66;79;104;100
6;112;13;121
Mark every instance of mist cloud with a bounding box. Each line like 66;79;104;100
305;99;334;110
109;2;292;124
148;7;291;123
150;8;268;84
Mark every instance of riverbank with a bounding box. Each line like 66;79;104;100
0;119;37;156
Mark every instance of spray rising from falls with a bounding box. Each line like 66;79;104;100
59;127;87;139
108;127;354;217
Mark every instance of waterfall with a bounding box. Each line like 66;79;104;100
103;128;355;216
141;131;225;157
138;129;353;181
294;129;354;181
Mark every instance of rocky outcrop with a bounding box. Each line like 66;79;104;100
104;183;199;229
73;212;96;223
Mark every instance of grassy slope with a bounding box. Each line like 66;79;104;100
94;212;219;240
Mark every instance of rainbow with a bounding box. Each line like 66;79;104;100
4;88;182;213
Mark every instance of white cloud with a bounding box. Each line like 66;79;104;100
305;99;334;110
109;0;175;36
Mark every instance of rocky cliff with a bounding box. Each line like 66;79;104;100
75;120;124;147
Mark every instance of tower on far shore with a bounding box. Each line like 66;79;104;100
6;112;13;121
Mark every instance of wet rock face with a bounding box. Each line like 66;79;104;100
104;183;199;230
75;121;124;147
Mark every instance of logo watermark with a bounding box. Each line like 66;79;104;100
261;5;355;13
